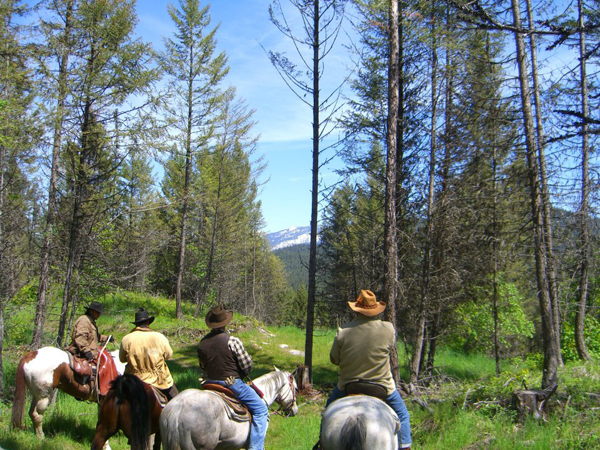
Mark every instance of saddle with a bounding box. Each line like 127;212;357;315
150;385;169;408
345;380;388;401
68;349;119;396
202;383;251;422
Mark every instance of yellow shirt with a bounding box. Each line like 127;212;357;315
119;326;174;389
330;315;396;395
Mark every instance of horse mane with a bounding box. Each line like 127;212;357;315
255;370;287;394
110;374;151;450
339;416;367;450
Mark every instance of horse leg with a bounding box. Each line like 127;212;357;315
91;398;119;450
151;430;161;450
28;394;51;438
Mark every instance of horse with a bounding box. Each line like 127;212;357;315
320;395;400;450
160;368;298;450
91;373;165;450
11;346;124;439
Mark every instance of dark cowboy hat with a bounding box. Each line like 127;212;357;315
205;305;233;329
131;308;155;325
85;301;104;314
348;290;386;317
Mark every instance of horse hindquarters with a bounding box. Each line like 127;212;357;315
10;352;29;429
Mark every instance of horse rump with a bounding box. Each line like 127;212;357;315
339;415;367;450
110;374;151;450
11;351;34;429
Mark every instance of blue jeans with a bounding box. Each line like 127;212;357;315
326;385;412;448
210;378;269;450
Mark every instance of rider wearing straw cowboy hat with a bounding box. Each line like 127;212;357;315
324;290;412;449
197;305;269;450
119;308;179;401
66;301;111;362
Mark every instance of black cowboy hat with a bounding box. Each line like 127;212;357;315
131;308;155;325
205;305;233;329
85;301;104;314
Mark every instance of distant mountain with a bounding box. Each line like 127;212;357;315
267;226;311;250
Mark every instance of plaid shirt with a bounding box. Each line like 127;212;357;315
228;336;253;376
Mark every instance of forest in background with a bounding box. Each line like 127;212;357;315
2;0;600;399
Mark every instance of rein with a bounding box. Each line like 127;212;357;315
271;373;297;417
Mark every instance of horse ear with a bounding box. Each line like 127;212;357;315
274;366;280;372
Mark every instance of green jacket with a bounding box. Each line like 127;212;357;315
330;315;396;395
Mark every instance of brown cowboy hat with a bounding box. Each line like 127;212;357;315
131;308;155;325
205;305;233;329
85;301;104;314
348;290;386;317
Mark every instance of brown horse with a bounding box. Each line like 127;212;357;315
91;373;164;450
11;346;123;438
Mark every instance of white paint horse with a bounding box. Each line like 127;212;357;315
160;368;298;450
321;396;400;450
11;346;124;439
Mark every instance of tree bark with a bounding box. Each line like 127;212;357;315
175;44;195;320
525;0;562;365
31;0;74;349
411;2;438;383
304;0;320;383
384;0;401;384
511;0;559;389
575;0;591;361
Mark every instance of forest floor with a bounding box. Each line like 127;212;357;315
2;292;600;449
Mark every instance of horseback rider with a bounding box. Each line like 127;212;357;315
119;308;179;401
321;290;412;450
197;305;269;450
66;301;111;362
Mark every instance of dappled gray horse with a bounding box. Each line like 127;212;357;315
321;395;400;450
160;368;298;450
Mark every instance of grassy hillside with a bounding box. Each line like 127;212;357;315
2;292;600;449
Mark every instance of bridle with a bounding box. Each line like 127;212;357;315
274;373;297;416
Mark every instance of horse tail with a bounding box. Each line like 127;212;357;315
112;374;151;450
339;416;367;450
11;351;32;429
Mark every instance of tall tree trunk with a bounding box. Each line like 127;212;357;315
575;0;591;361
384;0;400;384
194;153;224;318
411;3;438;383
58;98;91;347
525;0;562;365
175;45;195;320
511;0;559;389
31;0;74;349
304;0;320;383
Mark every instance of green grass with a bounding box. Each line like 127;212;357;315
3;292;600;449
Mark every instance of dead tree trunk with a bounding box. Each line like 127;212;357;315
575;0;591;361
511;0;560;389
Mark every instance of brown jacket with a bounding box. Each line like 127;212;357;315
330;315;396;395
119;326;174;389
66;313;108;359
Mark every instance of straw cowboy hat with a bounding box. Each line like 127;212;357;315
131;308;155;325
85;301;104;314
205;305;233;329
348;290;386;317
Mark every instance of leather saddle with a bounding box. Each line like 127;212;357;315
203;383;251;422
345;380;388;401
68;349;119;396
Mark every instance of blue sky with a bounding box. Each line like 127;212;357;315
135;0;350;233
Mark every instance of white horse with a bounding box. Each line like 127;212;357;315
321;396;400;450
11;346;124;439
160;368;298;450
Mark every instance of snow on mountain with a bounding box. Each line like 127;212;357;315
267;226;311;250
